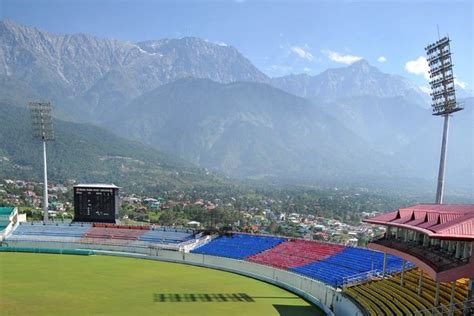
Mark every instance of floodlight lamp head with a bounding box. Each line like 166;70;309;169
424;36;463;116
28;102;55;141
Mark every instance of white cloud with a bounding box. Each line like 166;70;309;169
290;46;314;61
405;56;430;80
323;50;363;65
406;57;467;89
303;67;311;73
377;56;387;63
454;78;466;89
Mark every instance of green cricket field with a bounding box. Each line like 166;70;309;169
0;252;324;316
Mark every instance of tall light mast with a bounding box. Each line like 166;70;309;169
425;37;463;204
28;102;55;222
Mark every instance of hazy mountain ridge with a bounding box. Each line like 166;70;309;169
320;95;431;153
399;98;474;190
107;78;406;180
316;95;473;191
272;60;430;105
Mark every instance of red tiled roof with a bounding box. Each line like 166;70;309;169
364;204;474;240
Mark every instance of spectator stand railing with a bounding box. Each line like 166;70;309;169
341;270;379;289
413;299;473;316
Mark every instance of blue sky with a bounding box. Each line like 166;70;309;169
1;0;473;89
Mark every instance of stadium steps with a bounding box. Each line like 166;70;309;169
387;280;465;316
393;270;465;307
344;267;474;316
407;270;469;302
350;285;395;315
348;282;432;316
390;269;470;315
374;280;431;314
393;276;453;308
344;287;382;316
363;281;410;315
382;280;433;311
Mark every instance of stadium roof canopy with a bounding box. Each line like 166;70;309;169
364;204;474;240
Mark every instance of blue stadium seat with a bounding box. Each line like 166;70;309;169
290;260;357;287
290;247;413;287
191;234;286;259
321;247;410;273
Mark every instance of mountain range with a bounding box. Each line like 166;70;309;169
0;19;472;195
107;78;397;180
0;19;268;121
271;60;430;105
0;19;430;119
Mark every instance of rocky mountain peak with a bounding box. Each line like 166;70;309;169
348;59;373;73
272;59;429;104
1;18;23;31
0;20;270;120
136;37;239;57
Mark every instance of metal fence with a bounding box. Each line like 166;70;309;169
414;299;473;316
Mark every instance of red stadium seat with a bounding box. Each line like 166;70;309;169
247;239;345;269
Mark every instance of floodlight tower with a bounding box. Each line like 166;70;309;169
28;102;55;222
425;37;463;204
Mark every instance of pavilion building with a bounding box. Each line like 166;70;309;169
364;204;474;312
